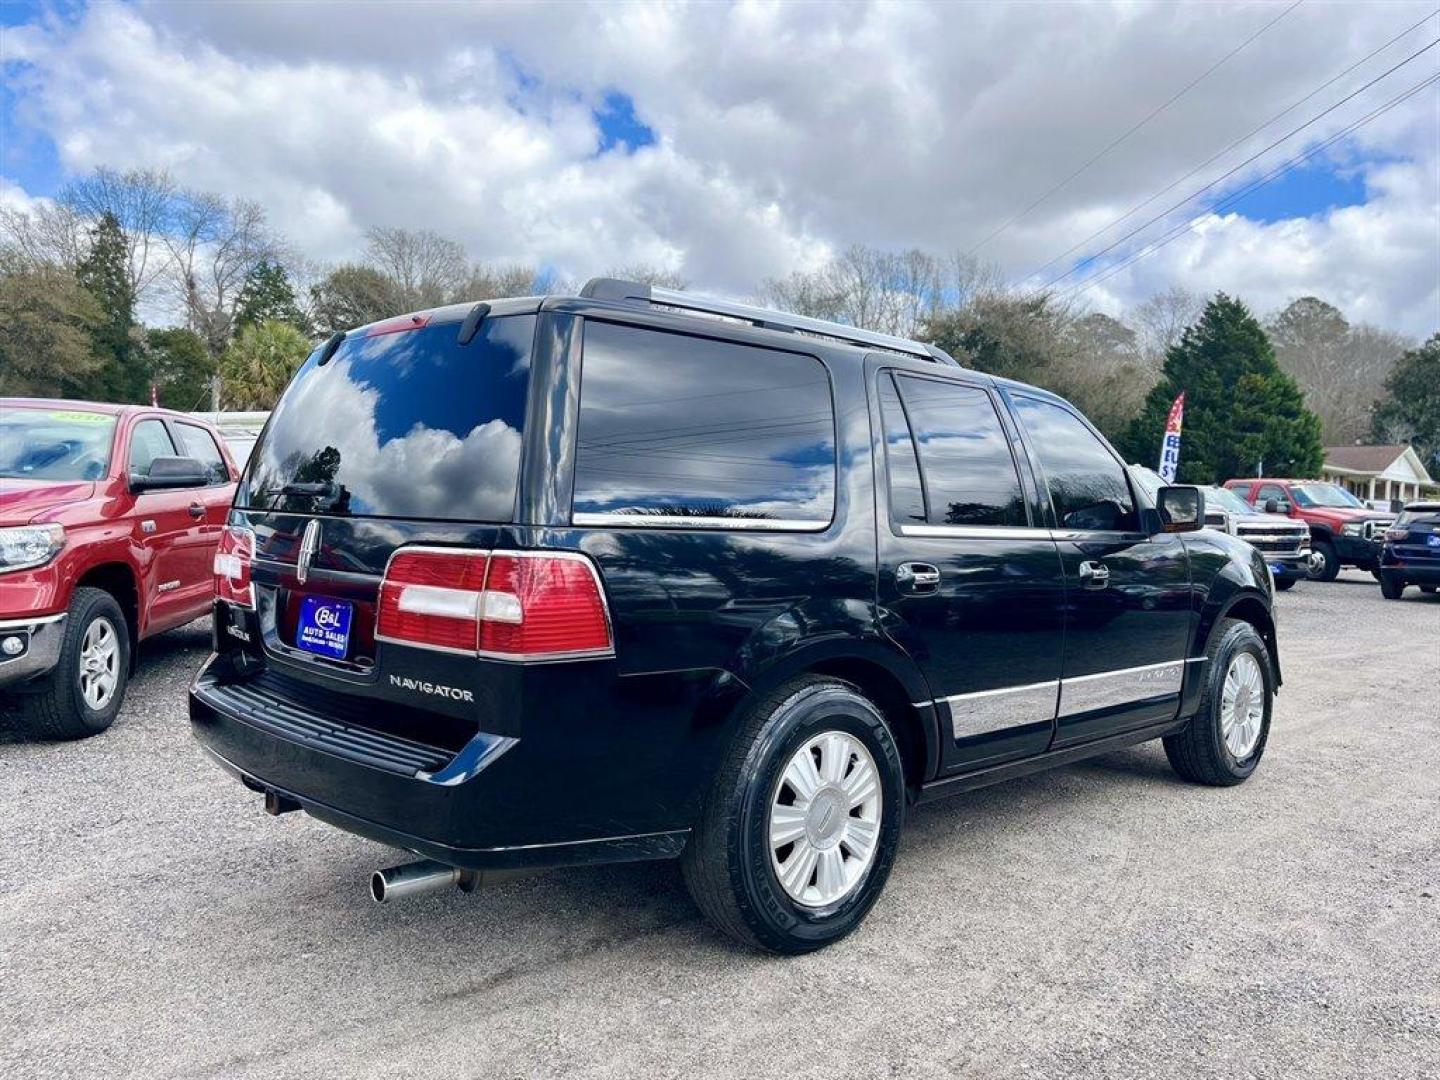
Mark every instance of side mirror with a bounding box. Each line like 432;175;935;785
130;455;209;493
1156;485;1204;533
1263;499;1280;514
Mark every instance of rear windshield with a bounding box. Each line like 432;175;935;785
1396;507;1440;525
238;314;535;520
0;409;116;481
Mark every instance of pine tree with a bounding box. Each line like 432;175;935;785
75;212;145;402
146;327;216;411
234;260;308;334
1121;294;1323;483
1372;333;1440;473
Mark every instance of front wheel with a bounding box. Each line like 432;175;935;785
682;676;905;954
1164;618;1272;786
1379;573;1406;600
1308;539;1340;582
18;587;131;740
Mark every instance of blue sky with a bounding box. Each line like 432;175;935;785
1;0;1435;334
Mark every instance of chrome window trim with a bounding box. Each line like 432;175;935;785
573;512;829;533
897;524;1051;541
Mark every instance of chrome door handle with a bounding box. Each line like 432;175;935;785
1079;561;1110;589
896;562;941;593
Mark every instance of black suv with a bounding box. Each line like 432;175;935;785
191;279;1281;953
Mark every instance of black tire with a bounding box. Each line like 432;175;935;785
1273;576;1297;591
1308;538;1340;582
681;676;905;954
18;587;131;740
1163;618;1272;787
1379;573;1406;600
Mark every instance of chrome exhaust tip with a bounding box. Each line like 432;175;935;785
369;859;474;903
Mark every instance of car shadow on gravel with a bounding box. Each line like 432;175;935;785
0;618;211;744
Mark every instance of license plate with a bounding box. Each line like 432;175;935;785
1428;535;1440;548
296;597;353;660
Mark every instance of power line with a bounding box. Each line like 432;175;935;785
1040;36;1440;291
1055;71;1440;302
965;0;1305;256
1022;8;1440;284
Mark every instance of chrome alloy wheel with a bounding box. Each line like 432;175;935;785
1220;652;1265;759
78;616;120;710
768;731;882;908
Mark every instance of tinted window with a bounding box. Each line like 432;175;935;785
1013;396;1137;532
897;375;1026;527
573;322;835;524
239;314;534;520
175;423;229;484
1256;484;1289;508
877;373;926;523
129;420;176;476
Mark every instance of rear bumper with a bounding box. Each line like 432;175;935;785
0;613;66;690
189;663;690;870
1379;556;1440;584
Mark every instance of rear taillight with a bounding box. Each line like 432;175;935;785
213;525;256;609
376;547;613;661
1385;527;1408;542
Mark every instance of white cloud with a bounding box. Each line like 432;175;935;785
2;0;1436;333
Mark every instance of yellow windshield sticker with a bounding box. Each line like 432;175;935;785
45;411;112;423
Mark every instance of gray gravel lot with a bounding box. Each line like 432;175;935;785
2;570;1437;1079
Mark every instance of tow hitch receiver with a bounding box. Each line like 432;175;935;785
264;790;302;816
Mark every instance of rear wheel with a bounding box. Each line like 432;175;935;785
1308;539;1340;582
18;587;131;740
682;676;904;954
1379;572;1406;600
1164;618;1272;786
1273;576;1296;591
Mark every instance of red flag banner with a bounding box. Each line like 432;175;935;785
1158;392;1185;483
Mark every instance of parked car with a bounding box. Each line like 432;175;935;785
190;280;1281;953
0;400;238;738
1378;501;1440;600
1131;468;1313;589
1223;478;1394;581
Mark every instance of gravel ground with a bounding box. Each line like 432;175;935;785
2;571;1437;1080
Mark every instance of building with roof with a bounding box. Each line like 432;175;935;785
1320;444;1437;508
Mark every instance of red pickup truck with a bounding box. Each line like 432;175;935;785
1223;478;1396;582
1;400;238;738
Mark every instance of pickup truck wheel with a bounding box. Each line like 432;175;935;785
1308;539;1339;582
681;676;904;954
18;587;131;740
1163;618;1271;787
1378;573;1406;600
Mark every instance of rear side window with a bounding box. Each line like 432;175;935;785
174;423;229;484
895;375;1026;528
572;322;835;526
877;374;926;524
1012;395;1138;533
239;314;535;520
128;419;176;475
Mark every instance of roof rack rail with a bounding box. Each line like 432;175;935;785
579;277;957;365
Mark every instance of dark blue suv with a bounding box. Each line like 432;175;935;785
1379;502;1440;599
190;279;1281;952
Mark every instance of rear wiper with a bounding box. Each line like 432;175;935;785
280;481;337;497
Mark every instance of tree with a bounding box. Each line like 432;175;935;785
925;291;1069;385
1372;333;1440;472
461;262;560;300
1055;312;1152;441
603;264;688;290
309;264;400;336
75;212;145;403
167;191;281;357
59;167;176;301
146;328;216;411
760;245;945;338
1267;296;1409;444
1130;286;1204;373
218;320;312;410
1121;294;1323;483
364;227;468;309
235;260;308;333
0;255;104;397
